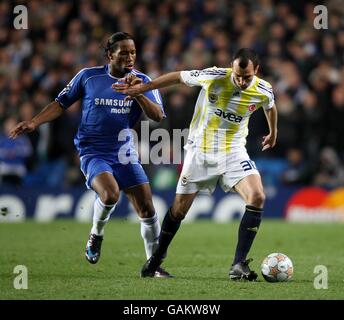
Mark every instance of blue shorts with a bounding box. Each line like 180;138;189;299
80;156;149;190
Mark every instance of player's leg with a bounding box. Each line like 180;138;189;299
154;193;197;258
141;145;216;277
124;183;174;278
114;161;173;277
149;145;211;263
85;172;120;264
230;174;265;280
141;192;197;277
81;156;120;264
91;172;120;236
114;163;159;258
124;183;160;260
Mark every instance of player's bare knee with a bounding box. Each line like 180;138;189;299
170;207;187;221
99;189;119;206
137;201;155;219
249;191;265;208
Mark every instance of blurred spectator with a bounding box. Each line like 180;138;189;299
1;0;343;188
313;147;344;188
280;148;313;185
18;101;40;169
300;90;326;159
182;37;212;69
327;84;344;157
0;116;32;185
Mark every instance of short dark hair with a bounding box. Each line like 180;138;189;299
104;32;134;54
233;48;259;69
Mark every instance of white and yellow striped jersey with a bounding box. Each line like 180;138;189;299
180;67;274;154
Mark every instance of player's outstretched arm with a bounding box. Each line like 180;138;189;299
112;71;183;96
9;101;64;139
113;74;165;122
134;94;164;122
262;104;278;151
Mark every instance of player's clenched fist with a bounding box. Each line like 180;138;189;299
9;120;36;139
112;75;144;101
113;74;142;89
125;74;143;86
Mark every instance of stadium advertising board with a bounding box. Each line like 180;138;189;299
1;186;344;223
0;185;297;222
285;187;344;222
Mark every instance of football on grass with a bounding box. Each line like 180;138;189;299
261;253;293;282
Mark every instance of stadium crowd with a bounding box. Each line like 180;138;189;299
0;0;343;189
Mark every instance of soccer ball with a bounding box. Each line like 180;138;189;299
261;253;293;282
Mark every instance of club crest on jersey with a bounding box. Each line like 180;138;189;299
248;104;256;112
181;175;189;185
208;93;218;103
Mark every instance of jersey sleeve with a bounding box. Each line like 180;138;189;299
180;67;227;87
257;80;275;110
128;73;166;127
265;91;275;110
141;76;166;118
55;69;85;109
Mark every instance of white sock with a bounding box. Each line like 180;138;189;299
91;197;117;236
139;213;161;259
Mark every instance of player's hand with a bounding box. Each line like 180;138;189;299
9;120;36;139
112;74;145;102
262;133;277;151
112;75;145;98
124;74;143;87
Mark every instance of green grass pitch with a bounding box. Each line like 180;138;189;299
0;219;343;300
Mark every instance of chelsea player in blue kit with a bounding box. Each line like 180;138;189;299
9;32;172;278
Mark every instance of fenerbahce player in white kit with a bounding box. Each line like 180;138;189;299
114;48;278;281
9;32;173;278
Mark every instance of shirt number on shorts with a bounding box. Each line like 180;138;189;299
240;160;257;171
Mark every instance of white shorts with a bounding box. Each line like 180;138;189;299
176;146;260;195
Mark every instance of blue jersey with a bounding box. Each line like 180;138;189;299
55;64;164;162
